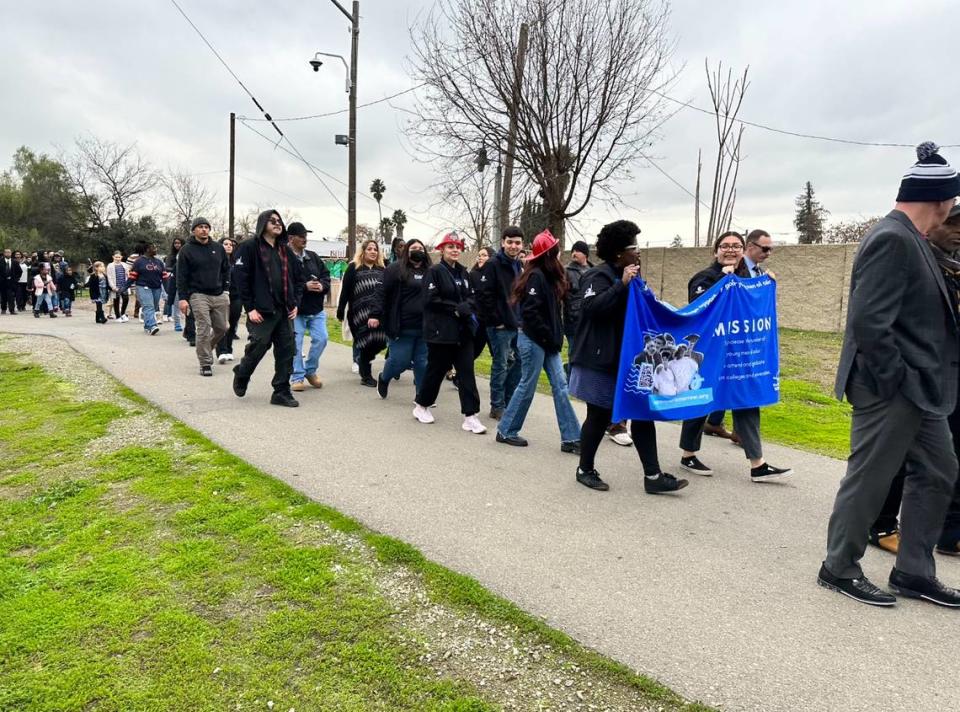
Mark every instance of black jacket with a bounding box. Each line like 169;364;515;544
422;260;475;344
294;249;331;316
688;261;748;302
478;249;522;329
86;273;110;301
375;261;428;339
232;210;305;314
569;262;628;375
562;259;592;335
519;268;564;354
0;257;21;284
57;273;76;298
177;236;230;300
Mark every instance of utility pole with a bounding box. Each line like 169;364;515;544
493;160;503;244
229;112;236;240
694;148;701;247
499;21;529;234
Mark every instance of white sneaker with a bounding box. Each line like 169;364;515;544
462;415;486;434
412;404;435;424
217;354;228;364
120;315;129;322
351;362;359;374
224;353;234;362
611;431;633;446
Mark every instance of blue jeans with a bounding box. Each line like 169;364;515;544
292;311;329;382
381;329;428;387
498;332;581;443
60;296;72;312
164;284;181;327
487;326;522;410
51;292;60;311
34;292;53;313
137;286;162;331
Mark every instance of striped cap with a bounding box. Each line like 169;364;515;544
897;142;960;202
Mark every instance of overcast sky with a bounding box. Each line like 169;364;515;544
5;0;959;246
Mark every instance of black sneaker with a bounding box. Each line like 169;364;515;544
817;564;896;607
750;463;793;482
496;432;528;447
644;472;688;494
489;407;503;421
232;366;249;398
360;375;377;388
888;567;960;607
189;340;196;347
576;468;609;491
680;455;713;476
270;392;300;408
376;373;389;399
560;441;581;455
200;365;213;377
150;325;160;335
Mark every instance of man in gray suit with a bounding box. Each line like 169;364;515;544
819;142;960;607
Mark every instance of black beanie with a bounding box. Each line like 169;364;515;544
571;240;590;256
896;142;960;202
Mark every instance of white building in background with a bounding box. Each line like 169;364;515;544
307;239;347;259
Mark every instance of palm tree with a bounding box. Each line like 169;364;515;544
379;217;395;241
391;209;407;238
370;178;386;227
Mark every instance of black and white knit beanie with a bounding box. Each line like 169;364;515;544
897;141;960;202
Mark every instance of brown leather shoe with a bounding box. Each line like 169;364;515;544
869;530;900;554
290;380;305;392
703;423;733;439
305;374;323;389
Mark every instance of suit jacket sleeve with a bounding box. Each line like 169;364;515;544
846;230;909;398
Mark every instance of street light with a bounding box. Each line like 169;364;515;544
311;0;359;260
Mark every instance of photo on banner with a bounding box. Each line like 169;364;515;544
612;276;781;422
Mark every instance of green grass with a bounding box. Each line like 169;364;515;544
327;316;851;459
0;346;710;712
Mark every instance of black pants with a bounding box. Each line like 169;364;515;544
416;339;481;416
216;297;243;355
472;321;488;360
15;283;28;311
872;403;960;547
184;310;196;342
1;282;14;313
579;402;661;476
357;343;381;379
235;311;296;395
707;410;725;427
113;293;129;319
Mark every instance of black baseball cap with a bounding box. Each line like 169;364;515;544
287;222;312;237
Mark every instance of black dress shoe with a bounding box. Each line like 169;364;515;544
644;472;688;494
560;441;581;454
816;564;896;607
495;432;528;447
888;567;960;607
576;468;609;491
232;366;249;397
270;392;299;407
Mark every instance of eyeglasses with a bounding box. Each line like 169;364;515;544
718;243;743;251
759;246;773;253
268;218;282;226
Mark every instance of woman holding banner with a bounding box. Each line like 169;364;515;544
677;231;793;482
568;220;688;494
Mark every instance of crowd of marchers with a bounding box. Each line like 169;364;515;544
4;143;960;611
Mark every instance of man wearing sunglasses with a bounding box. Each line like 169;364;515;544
743;229;775;278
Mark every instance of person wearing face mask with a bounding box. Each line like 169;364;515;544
568;220;686;494
413;233;486;434
373;238;431;398
676;231;793;483
129;243;168;335
231;210;305;407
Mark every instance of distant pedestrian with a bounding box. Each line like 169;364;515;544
337;239;387;387
57;266;76;316
215;237;243;365
14;251;29;311
287;222;330;391
129;244;167;335
87;261;110;324
469;247;491;358
177;217;231;376
568;220;686;494
562;241;592;361
163;237;184;330
231;210;305;407
32;265;56;318
106;251;130;322
496;230;580;452
373;238;431;398
412;232;486;434
819;142;960;608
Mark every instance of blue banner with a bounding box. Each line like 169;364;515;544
612;275;780;422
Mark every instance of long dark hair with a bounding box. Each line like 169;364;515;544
511;245;567;304
398;238;431;280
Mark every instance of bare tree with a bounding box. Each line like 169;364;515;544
408;0;675;247
160;168;218;234
825;216;882;244
65;136;158;228
704;61;748;243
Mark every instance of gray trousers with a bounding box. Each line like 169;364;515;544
680;407;762;461
824;382;958;580
189;293;229;367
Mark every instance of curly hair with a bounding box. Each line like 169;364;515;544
596;220;640;263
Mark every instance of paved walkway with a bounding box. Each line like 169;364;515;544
3;311;958;712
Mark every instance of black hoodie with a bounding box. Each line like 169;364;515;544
177;235;230;300
232;210;305;314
